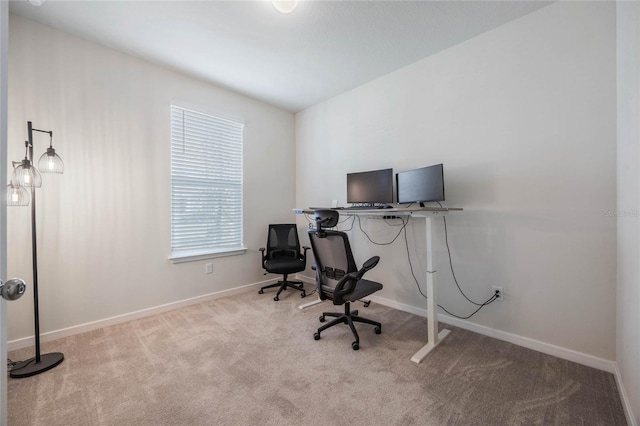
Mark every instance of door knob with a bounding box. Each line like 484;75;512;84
0;278;26;301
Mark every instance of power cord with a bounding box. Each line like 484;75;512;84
309;205;498;319
436;201;486;306
7;358;17;372
395;203;498;319
305;212;355;231
402;219;497;319
355;214;408;245
337;215;356;232
436;293;499;319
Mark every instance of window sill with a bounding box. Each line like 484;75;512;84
169;247;247;264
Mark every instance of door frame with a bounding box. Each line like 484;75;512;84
1;1;9;424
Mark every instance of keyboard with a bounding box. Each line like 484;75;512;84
343;205;393;210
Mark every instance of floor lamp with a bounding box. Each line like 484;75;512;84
6;121;64;378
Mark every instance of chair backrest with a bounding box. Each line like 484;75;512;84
307;228;358;303
266;224;301;261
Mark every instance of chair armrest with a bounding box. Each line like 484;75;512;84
356;256;380;280
259;247;267;267
333;256;380;301
301;246;310;260
333;272;359;300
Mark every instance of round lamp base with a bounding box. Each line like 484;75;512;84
9;352;64;378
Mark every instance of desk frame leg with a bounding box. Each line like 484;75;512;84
298;297;323;310
298;272;323;310
411;215;450;364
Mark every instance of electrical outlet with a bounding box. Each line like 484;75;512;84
205;263;213;274
492;286;504;301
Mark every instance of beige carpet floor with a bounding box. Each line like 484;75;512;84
8;287;626;425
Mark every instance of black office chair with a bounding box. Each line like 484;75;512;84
258;224;309;301
308;210;383;350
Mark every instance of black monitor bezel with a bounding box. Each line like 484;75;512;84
346;168;394;204
396;163;445;205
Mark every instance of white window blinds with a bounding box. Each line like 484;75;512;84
170;106;244;259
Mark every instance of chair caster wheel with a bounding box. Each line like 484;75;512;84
352;342;359;351
319;316;325;323
258;289;264;294
352;310;359;317
314;332;321;340
301;291;306;298
273;296;279;301
374;326;381;334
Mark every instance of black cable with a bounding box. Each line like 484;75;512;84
355;215;408;245
6;358;17;372
319;205;497;319
437;294;498;319
435;201;485;306
383;217;405;227
403;221;429;300
305;211;353;231
402;209;497;319
337;215;356;232
303;213;315;227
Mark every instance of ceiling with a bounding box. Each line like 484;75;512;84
9;0;552;112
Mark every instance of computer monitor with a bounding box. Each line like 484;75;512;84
396;163;445;206
346;168;393;205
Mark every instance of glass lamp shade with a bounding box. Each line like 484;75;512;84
7;183;30;206
38;147;64;174
272;0;297;13
11;159;42;188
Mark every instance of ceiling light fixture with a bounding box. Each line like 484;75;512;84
272;0;298;14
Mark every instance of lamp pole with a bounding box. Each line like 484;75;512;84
9;121;64;378
29;121;42;364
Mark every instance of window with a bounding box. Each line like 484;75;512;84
170;105;245;262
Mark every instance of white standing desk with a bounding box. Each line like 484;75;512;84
294;206;462;363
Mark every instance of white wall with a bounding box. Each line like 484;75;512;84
616;1;640;423
296;2;617;360
6;15;296;341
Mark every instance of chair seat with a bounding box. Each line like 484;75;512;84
264;258;306;274
343;279;383;302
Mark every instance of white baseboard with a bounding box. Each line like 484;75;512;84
7;279;275;352
297;274;315;284
614;362;638;426
366;294;617;374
